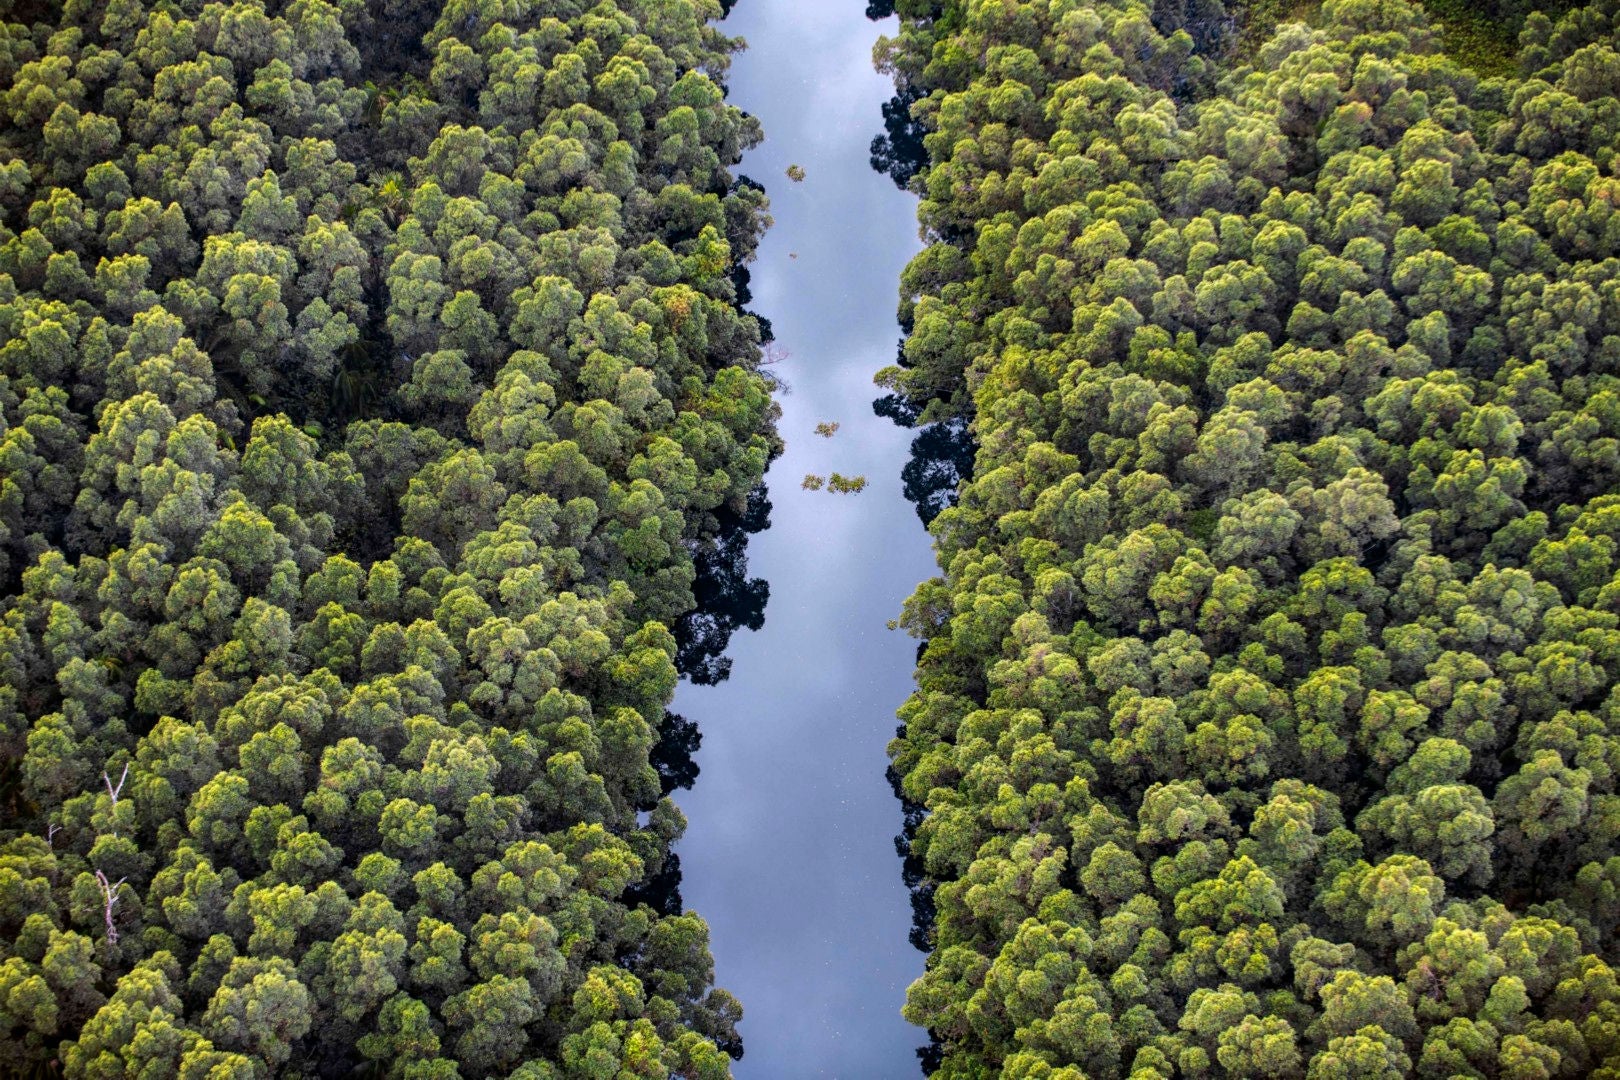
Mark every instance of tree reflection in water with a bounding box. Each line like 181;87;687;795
873;350;971;1080
631;485;770;925
874;397;977;527
675;484;772;685
867;13;965;1062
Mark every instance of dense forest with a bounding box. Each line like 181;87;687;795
0;0;780;1075
10;0;1620;1073
878;0;1620;1076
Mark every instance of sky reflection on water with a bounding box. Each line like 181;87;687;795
670;2;936;1076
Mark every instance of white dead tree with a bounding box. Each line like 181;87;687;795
102;763;128;836
93;762;132;943
94;869;126;944
103;763;128;807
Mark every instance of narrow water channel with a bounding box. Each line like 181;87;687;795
670;3;934;1076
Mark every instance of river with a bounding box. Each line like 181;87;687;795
669;2;935;1076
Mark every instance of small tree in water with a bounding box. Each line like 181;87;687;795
828;473;867;494
801;474;825;490
814;421;840;438
786;164;806;182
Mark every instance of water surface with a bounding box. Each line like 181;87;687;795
671;3;933;1075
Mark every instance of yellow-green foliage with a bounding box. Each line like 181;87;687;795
0;0;777;1074
880;0;1620;1075
827;473;868;494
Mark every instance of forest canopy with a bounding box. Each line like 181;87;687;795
0;0;780;1076
878;0;1620;1076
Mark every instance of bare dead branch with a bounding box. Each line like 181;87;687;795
103;762;128;807
94;869;126;944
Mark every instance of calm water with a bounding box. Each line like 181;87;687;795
671;2;933;1076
